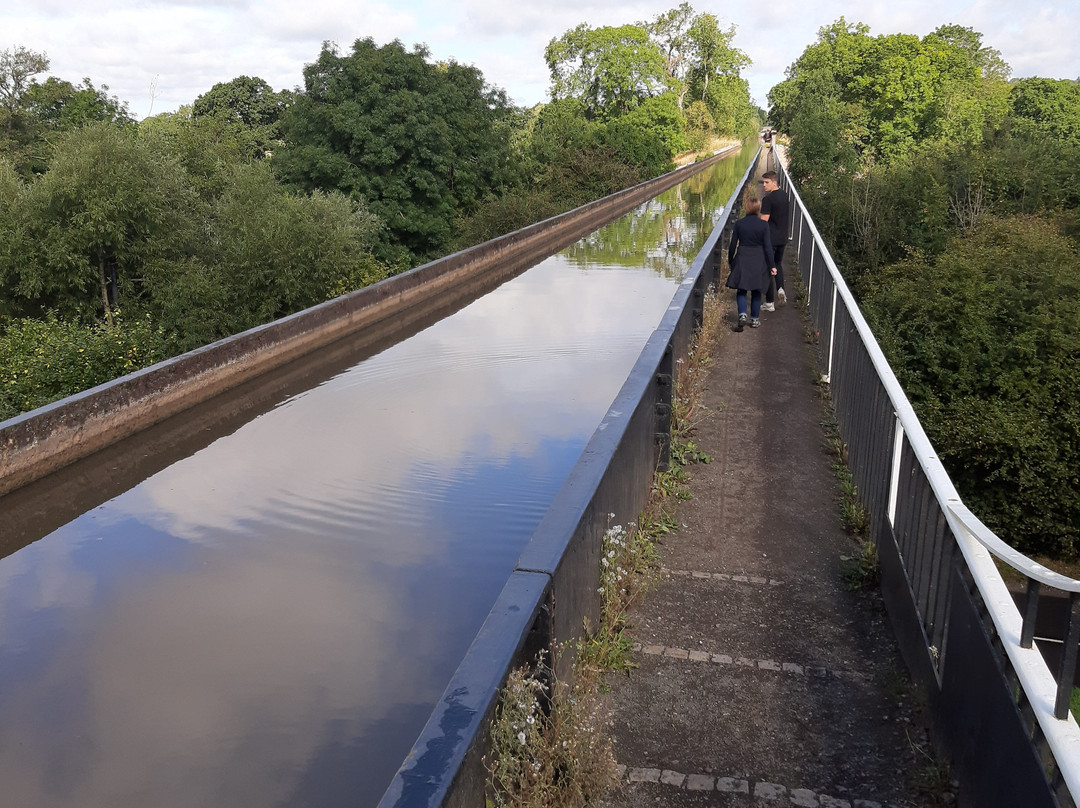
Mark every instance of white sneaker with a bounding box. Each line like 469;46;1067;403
761;302;776;312
777;288;787;306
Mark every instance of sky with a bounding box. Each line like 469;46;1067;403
2;0;1078;122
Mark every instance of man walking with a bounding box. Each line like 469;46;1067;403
759;171;790;311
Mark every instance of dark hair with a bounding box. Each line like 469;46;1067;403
761;171;778;182
743;194;761;215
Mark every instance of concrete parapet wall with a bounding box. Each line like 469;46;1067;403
0;148;736;496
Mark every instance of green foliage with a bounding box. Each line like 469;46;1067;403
1008;78;1080;148
191;75;289;160
275;38;517;263
0;312;165;420
24;77;133;134
862;215;1080;557
0;45;50;144
594;92;683;175
842;540;880;591
3;122;199;323
683;100;714;151
545;23;667;119
149;161;386;352
771;19;1010;174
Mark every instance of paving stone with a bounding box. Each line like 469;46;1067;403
686;774;716;791
692;571;710;579
782;662;804;675
791;787;820;806
749;575;767;584
689;650;711;662
664;647;690;659
615;765;627;779
732;575;749;582
758;659;782;671
660;769;686;786
627;767;661;783
819;796;851;808
736;657;755;666
717;777;750;794
716;573;731;581
754;781;787;800
643;645;665;655
712;653;734;664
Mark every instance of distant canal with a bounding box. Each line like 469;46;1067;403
0;147;753;808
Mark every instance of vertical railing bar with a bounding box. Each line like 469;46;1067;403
1021;578;1041;649
925;507;948;642
911;474;933;622
1056;593;1080;719
896;439;917;561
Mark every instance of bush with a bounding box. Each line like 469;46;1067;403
862;214;1080;558
0;312;165;421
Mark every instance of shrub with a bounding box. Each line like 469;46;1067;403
862;214;1080;558
0;312;165;421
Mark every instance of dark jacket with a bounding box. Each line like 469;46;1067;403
725;214;774;292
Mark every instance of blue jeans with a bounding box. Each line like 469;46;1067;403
736;290;761;318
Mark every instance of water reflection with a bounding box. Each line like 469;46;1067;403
0;149;754;808
565;153;744;276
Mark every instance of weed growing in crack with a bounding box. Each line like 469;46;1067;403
841;538;880;591
485;648;618;808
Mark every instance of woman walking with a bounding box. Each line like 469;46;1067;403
726;194;777;331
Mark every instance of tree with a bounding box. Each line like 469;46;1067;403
275;38;517;262
192;75;288;159
23;76;133;132
0;46;49;137
149;161;385;351
771;19;1011;170
1008;78;1080;148
646;3;697;107
685;12;749;124
545;24;667;119
4;123;200;325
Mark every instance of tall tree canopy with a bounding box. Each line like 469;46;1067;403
545;23;668;119
274;38;517;263
192;75;289;159
769;20;1011;175
1008;77;1080;147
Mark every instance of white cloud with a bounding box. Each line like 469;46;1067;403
2;0;1077;118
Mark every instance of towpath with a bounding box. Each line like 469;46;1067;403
602;180;956;808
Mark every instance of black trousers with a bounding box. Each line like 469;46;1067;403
765;243;786;302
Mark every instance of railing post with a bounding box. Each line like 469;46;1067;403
1021;578;1041;649
824;285;838;383
655;343;674;472
887;415;904;526
1056;592;1080;719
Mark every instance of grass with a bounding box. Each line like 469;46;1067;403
483;288;724;808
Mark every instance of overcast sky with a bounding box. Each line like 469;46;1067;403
3;0;1078;121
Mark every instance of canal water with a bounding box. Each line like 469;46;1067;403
0;148;753;808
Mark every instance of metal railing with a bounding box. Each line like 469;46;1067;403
770;145;1080;808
